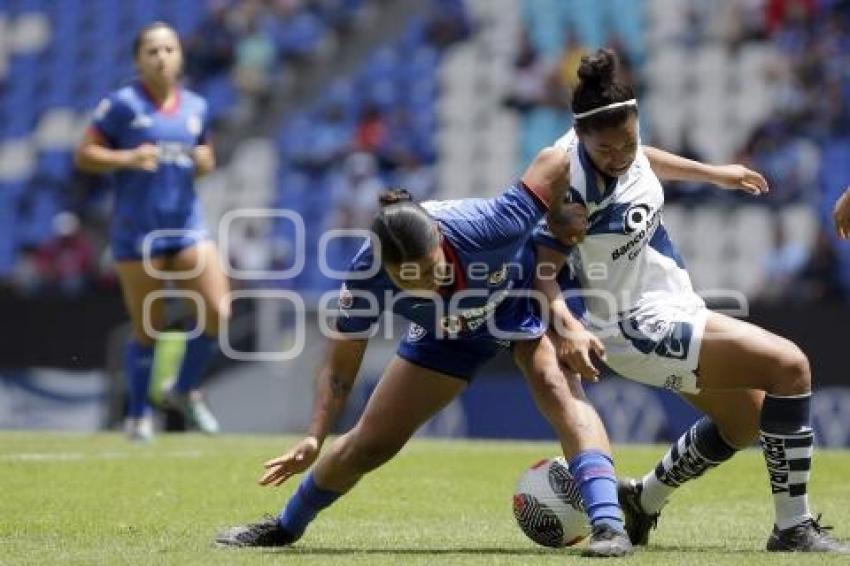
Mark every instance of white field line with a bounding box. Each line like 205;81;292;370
0;450;205;462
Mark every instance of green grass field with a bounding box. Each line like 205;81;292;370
1;432;848;565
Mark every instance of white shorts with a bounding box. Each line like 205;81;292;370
589;293;708;394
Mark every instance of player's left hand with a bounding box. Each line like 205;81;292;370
834;187;850;239
712;164;769;195
258;436;320;487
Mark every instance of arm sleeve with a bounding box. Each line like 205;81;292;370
464;182;549;250
197;100;212;145
89;95;131;148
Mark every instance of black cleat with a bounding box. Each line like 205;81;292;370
215;515;300;547
581;523;634;558
618;477;659;546
766;515;850;553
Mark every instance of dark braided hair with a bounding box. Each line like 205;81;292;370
572;49;637;134
371;189;439;265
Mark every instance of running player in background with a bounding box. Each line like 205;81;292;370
536;49;848;553
75;22;228;441
834;186;850;239
216;146;633;557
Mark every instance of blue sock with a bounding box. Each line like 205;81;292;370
125;340;154;418
569;450;625;532
173;333;217;394
277;472;342;538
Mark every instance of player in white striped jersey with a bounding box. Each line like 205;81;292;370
534;49;847;553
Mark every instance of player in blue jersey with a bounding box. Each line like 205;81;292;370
534;49;847;553
216;147;633;557
75;22;228;440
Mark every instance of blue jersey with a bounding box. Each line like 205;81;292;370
336;182;549;342
89;81;211;260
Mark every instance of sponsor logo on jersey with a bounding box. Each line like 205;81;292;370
488;264;508;286
611;204;661;262
406;323;427;342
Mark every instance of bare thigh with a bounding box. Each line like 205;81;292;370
170;241;231;335
115;258;168;346
697;311;811;396
313;356;467;492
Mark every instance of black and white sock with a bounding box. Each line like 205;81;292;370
640;416;737;514
759;393;814;530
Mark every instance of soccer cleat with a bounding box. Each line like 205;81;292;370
581;523;634;558
162;389;220;434
215;516;299;547
125;415;154;442
766;515;850;553
617;478;659;546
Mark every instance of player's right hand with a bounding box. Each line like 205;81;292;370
130;143;159;172
555;327;606;382
258;436;320;487
834;187;850;239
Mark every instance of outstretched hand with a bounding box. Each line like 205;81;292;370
713;164;769;195
258;436;320;487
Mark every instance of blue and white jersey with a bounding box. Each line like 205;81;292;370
89;81;210;257
534;129;702;323
336;182;549;341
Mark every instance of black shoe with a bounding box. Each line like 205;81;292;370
618;477;659;546
215;515;300;547
766;515;850;553
581;523;634;558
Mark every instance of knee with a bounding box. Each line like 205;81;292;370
773;343;811;395
338;432;401;474
203;297;231;333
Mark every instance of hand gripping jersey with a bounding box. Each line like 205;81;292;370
534;130;708;394
336;183;549;347
89;81;211;260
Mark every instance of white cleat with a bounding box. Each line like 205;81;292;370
162;389;220;435
125;415;154;442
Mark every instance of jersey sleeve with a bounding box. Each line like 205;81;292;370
88;94;132;147
469;182;549;249
334;244;386;335
532;218;574;255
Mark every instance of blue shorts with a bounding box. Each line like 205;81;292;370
111;229;210;262
396;323;513;381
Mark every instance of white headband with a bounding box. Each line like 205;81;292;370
573;99;638;120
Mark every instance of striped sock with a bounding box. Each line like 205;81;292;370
640;417;737;514
759;393;813;530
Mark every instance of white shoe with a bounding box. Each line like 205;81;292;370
125;415;154;442
162;389;220;435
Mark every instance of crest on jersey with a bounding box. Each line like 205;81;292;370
187;115;202;137
406;323;427;342
337;283;354;311
441;315;463;336
488;264;508;286
624;203;652;234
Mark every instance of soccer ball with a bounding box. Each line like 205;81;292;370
512;457;590;547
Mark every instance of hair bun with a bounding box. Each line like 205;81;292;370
577;49;617;87
378;189;413;206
